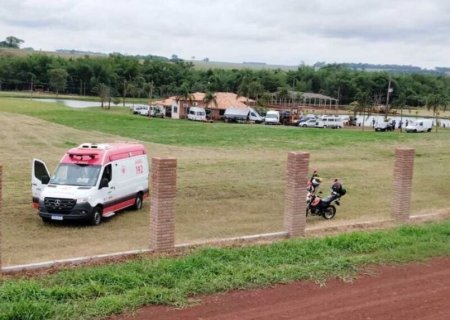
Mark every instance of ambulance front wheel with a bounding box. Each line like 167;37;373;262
91;207;102;225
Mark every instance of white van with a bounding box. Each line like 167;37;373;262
319;115;343;129
405;119;433;133
32;143;149;225
224;107;264;123
264;110;280;125
187;107;207;121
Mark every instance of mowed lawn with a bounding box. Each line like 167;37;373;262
0;97;449;266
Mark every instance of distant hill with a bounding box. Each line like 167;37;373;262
313;61;450;75
55;49;107;57
1;47;448;75
0;47;169;61
190;60;298;71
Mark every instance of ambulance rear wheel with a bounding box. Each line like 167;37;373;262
91;207;102;225
134;193;143;210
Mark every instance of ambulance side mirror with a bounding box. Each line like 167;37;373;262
41;175;50;184
99;178;109;189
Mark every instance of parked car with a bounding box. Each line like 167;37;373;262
375;121;394;131
299;119;318;128
297;114;317;126
132;105;149;115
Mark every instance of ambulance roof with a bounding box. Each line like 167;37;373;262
61;143;146;165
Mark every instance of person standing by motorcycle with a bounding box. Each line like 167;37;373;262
331;178;346;197
307;170;322;194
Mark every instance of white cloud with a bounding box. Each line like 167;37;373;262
0;0;449;68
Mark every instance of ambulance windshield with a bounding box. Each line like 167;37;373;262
50;164;102;187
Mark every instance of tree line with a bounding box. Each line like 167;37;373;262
0;52;449;111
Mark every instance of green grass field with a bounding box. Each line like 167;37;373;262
0;97;433;148
2;220;450;319
0;97;449;267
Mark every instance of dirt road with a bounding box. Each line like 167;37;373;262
113;257;450;320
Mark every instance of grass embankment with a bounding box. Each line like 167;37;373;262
2;219;450;319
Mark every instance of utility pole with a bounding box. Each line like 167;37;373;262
400;105;403;132
149;81;154;101
385;77;392;120
30;76;33;99
123;80;127;107
336;86;341;115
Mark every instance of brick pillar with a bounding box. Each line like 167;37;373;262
391;148;415;222
284;152;309;237
150;158;177;252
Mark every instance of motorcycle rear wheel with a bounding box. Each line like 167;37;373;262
322;205;336;220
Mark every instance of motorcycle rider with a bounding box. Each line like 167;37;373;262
306;170;321;194
331;178;347;198
331;178;342;194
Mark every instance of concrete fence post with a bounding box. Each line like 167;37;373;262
391;148;415;222
284;152;309;237
150;158;177;252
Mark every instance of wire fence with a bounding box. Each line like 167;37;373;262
1;147;441;272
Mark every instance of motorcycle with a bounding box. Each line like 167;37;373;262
306;190;342;219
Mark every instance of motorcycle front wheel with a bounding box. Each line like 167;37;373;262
322;205;336;220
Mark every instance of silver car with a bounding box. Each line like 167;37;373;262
299;119;318;127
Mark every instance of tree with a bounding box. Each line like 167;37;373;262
248;81;264;103
354;89;372;131
92;83;110;109
48;68;68;97
203;91;218;120
393;91;407;132
126;82;138;107
176;85;193;104
144;81;154;100
276;87;290;104
0;36;24;48
426;93;448;133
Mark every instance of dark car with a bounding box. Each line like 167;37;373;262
374;121;394;132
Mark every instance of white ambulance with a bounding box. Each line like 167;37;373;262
32;143;149;225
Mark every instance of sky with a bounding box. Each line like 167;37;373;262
1;0;449;69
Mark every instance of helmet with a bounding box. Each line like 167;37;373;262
312;177;322;187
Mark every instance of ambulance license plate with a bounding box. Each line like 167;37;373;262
51;215;63;221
